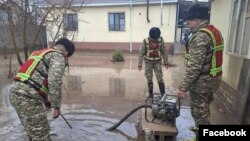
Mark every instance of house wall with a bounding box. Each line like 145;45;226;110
211;0;243;89
47;3;177;53
210;0;240;108
211;0;250;123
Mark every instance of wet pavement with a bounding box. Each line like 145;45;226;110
0;52;238;141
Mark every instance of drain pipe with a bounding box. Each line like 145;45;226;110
129;0;133;54
161;0;163;25
174;0;180;55
146;0;150;23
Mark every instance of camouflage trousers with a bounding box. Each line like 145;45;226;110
10;92;51;141
144;62;164;83
189;91;214;127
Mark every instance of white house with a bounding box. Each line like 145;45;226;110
41;0;178;54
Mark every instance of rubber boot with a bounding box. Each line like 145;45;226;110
158;82;165;97
147;82;153;98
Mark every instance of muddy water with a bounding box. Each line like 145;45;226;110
0;53;195;141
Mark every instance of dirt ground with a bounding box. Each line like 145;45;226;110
0;52;236;141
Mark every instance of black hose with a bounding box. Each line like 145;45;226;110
107;104;152;131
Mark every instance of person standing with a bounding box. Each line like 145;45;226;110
10;38;75;141
138;27;169;98
177;4;224;141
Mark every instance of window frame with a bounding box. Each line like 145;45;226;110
227;0;250;58
108;12;125;31
63;13;78;31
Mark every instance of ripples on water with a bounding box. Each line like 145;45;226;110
0;86;138;141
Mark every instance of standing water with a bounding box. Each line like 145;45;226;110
0;53;196;141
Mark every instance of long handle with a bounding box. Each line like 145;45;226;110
60;113;72;129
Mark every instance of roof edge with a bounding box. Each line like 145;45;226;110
38;1;178;8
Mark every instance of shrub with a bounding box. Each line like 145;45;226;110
112;50;124;62
112;49;125;62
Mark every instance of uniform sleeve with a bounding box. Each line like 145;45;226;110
160;38;168;64
48;52;66;108
138;39;146;67
178;32;210;92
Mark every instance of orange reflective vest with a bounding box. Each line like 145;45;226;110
14;48;63;102
185;25;224;77
144;37;162;61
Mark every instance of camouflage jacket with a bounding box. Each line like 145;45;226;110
178;21;222;93
10;50;66;108
138;37;168;67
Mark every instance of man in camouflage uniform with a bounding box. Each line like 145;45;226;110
9;38;75;141
138;27;169;98
177;5;224;141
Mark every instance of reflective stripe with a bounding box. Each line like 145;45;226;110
213;45;224;51
40;85;49;94
144;56;161;61
210;66;222;77
211;56;216;72
16;73;30;81
26;59;39;77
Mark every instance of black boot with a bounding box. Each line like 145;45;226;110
147;82;153;98
158;82;165;97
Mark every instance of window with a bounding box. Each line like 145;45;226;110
228;0;250;58
63;14;78;31
0;11;7;23
108;13;125;31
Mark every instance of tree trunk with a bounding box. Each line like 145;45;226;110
3;45;7;59
7;7;23;66
31;4;56;50
23;0;29;60
8;53;13;79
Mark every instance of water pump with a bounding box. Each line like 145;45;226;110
145;89;180;126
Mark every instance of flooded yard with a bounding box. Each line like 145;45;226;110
0;52;197;141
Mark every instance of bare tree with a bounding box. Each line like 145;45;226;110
0;23;10;59
0;0;84;66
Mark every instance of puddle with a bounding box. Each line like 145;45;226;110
0;53;198;141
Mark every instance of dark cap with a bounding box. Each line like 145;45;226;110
149;27;161;40
185;4;209;21
55;38;75;57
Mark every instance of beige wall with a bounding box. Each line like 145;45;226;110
210;0;243;89
47;4;177;43
130;4;177;42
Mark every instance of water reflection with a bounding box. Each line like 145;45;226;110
112;62;124;74
109;77;125;96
